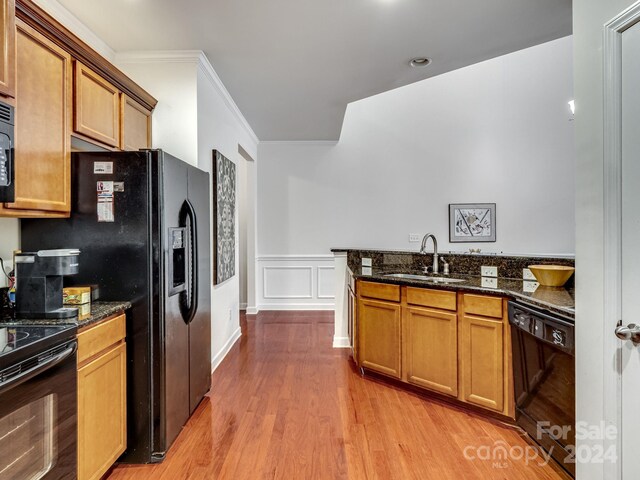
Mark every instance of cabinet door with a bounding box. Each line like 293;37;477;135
120;94;151;151
358;297;401;378
460;315;504;412
0;0;15;98
3;21;71;214
405;306;458;396
78;342;127;480
74;61;120;147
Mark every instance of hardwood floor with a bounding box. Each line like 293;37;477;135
107;311;565;480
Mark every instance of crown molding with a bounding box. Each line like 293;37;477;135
116;50;259;147
258;140;339;146
31;0;116;61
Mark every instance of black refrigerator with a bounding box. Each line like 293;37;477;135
21;150;212;463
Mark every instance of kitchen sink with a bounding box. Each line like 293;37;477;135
383;273;467;284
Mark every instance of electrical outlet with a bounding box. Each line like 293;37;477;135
362;257;372;267
481;266;498;277
362;266;372;276
481;277;498;289
523;280;539;293
409;234;421;243
523;268;536;280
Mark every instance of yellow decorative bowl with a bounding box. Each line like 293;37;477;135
528;265;575;287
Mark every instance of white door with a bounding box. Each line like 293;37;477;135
619;14;640;479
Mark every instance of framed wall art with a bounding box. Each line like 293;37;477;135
449;203;496;242
213;150;236;284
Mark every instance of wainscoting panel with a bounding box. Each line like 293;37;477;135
317;266;336;299
263;266;313;299
257;255;335;310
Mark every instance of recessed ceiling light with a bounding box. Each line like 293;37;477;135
410;57;431;67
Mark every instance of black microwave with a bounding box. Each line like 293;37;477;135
0;99;14;203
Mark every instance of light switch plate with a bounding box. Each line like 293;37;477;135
362;257;372;267
523;268;536;280
362;266;372;276
409;234;421;243
481;266;498;277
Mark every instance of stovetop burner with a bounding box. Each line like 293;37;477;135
0;324;77;370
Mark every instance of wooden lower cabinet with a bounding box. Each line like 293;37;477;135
355;279;514;418
77;314;127;480
459;315;504;412
357;297;401;379
404;306;458;397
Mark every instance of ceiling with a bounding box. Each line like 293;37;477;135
56;0;572;141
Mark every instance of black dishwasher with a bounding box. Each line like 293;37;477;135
509;300;575;477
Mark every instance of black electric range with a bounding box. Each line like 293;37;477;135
0;323;77;370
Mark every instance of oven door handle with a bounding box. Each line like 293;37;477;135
0;341;77;395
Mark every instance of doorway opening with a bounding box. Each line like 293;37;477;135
237;144;256;313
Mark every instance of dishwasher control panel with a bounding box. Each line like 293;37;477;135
508;301;574;352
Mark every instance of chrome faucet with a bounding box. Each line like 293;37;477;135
419;233;439;274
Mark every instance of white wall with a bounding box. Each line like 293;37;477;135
256;36;574;310
116;52;258;370
117;52;258;371
258;36;574;256
111;57;199;165
574;1;636;478
195;58;259;367
0;219;19;287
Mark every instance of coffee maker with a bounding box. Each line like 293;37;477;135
15;249;80;318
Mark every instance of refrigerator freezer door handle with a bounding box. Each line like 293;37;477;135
179;200;198;324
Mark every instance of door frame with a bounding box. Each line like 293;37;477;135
603;3;640;477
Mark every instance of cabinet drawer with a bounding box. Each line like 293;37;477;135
406;287;456;311
77;314;126;364
463;294;503;319
358;281;400;302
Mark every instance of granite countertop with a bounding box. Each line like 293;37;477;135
351;267;574;318
0;301;132;329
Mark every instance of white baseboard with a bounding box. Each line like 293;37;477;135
246;306;259;315
257;303;335;311
333;336;350;348
210;327;242;373
239;302;248;310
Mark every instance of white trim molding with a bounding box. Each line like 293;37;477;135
332;252;349;349
33;0;117;62
333;336;350;349
601;4;640;478
115;50;259;147
256;254;335;311
259;141;338;147
211;327;242;373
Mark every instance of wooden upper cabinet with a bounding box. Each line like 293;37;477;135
0;0;15;98
120;94;151;151
1;20;71;215
405;306;458;397
74;61;120;147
